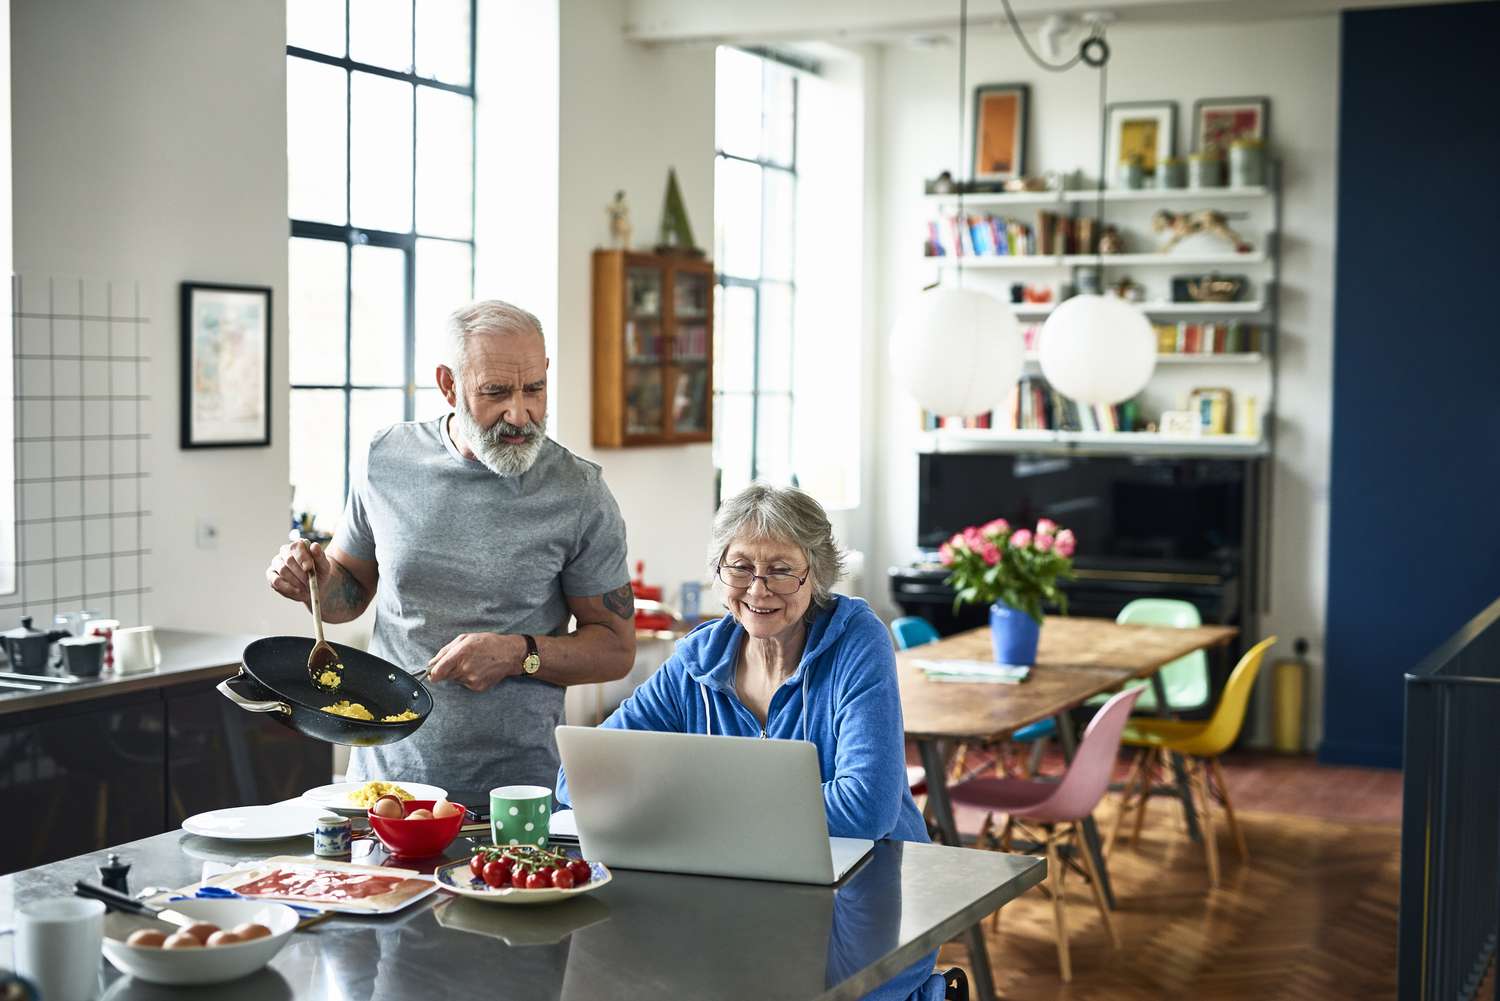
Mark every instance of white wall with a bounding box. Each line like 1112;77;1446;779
10;0;308;637
870;18;1341;744
553;0;719;605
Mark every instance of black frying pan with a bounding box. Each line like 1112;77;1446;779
217;636;433;747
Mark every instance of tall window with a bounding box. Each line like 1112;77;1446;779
286;1;476;528
713;48;797;500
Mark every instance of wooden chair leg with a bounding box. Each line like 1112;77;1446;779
1130;747;1158;847
1106;749;1146;856
1188;759;1220;888
1073;820;1120;949
1209;757;1249;863
1044;830;1071;982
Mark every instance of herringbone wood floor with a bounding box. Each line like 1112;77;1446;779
939;806;1400;1000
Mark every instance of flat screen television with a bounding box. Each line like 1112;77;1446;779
917;453;1246;572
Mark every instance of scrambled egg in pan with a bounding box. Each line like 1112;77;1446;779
317;669;342;689
320;702;422;724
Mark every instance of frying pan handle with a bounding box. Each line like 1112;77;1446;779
217;670;291;715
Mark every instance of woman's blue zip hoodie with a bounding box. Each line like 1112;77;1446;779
556;593;928;844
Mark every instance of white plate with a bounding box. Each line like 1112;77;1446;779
435;858;612;905
299;780;449;816
181;803;326;841
101;898;299;986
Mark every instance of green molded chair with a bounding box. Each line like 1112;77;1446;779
1085;598;1211;714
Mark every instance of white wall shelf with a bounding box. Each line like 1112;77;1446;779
918;428;1270;458
1011;300;1266;318
926;249;1268;269
924;185;1272;211
1022;352;1266;366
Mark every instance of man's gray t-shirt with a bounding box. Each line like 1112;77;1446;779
335;416;629;803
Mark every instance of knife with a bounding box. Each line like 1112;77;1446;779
74;880;195;929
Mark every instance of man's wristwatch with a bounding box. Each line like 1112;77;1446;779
521;635;541;676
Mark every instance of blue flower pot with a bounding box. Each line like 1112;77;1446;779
990;600;1040;666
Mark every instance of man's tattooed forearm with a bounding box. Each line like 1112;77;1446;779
321;562;370;616
602;583;635;621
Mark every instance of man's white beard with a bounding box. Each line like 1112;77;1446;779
453;392;547;477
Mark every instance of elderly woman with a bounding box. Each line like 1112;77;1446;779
557;484;941;1001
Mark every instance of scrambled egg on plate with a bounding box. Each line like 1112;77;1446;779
350;781;412;807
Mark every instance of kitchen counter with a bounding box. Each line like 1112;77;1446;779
0;629;330;874
1;829;1045;1001
0;629;260;716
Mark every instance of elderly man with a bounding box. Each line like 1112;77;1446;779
266;300;635;803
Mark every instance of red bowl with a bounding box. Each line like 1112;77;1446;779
367;799;466;858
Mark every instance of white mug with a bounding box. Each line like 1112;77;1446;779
15;896;104;1000
111;625;161;675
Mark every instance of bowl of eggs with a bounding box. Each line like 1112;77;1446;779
101;898;299;986
367;797;467;858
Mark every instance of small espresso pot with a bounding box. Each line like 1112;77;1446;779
2;616;69;674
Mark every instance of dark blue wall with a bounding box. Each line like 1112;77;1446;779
1323;2;1500;767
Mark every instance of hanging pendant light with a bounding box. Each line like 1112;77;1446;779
1035;21;1156;407
890;0;1022;419
1037;294;1155;404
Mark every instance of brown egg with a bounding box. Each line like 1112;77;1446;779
431;799;462;819
371;795;405;819
206;930;243;947
126;929;167;948
231;922;272;941
180;922;219;944
405;808;434;820
162;932;203;949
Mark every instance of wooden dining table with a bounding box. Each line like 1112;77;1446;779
898;616;1239;923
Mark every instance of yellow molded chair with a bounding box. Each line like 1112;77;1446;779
1105;635;1277;888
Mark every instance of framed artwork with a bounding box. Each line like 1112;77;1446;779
1105;101;1177;182
1192;96;1270;155
180;282;272;449
971;83;1029;183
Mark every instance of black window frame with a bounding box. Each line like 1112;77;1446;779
287;1;478;506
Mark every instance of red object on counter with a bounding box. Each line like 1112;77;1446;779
366;799;466;858
234;868;408;901
631;561;674;631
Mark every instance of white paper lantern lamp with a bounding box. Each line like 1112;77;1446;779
1037;294;1157;406
890;288;1024;418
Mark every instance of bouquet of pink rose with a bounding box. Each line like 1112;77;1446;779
939;517;1077;626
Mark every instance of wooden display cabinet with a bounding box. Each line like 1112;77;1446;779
593;250;714;447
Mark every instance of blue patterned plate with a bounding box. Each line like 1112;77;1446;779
434;858;611;905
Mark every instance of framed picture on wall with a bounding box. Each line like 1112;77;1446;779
1105;101;1177;184
180;282;272;449
1192;96;1270;155
971;83;1030;183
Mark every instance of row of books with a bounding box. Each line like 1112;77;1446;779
675;324;709;359
1154;322;1261;354
924;211;1103;258
625;320;665;363
918;377;1142;433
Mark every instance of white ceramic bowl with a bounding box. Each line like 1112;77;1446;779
101;898;300;986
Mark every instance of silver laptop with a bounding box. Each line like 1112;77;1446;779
554;725;874;885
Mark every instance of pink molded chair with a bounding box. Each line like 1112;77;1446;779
947;687;1143;982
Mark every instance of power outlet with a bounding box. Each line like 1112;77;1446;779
196;518;219;550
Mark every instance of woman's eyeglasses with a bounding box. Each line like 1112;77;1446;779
716;563;809;595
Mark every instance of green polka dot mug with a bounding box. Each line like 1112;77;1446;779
490;784;552;848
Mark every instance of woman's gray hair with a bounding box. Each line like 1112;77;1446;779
709;483;847;611
444;299;544;382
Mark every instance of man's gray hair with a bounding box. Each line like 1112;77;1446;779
708;483;847;610
444;299;545;380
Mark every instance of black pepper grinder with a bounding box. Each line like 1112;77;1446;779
98;852;131;894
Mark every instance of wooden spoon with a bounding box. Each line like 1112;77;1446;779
307;564;343;693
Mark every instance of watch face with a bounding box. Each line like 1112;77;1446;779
523;653;541;675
